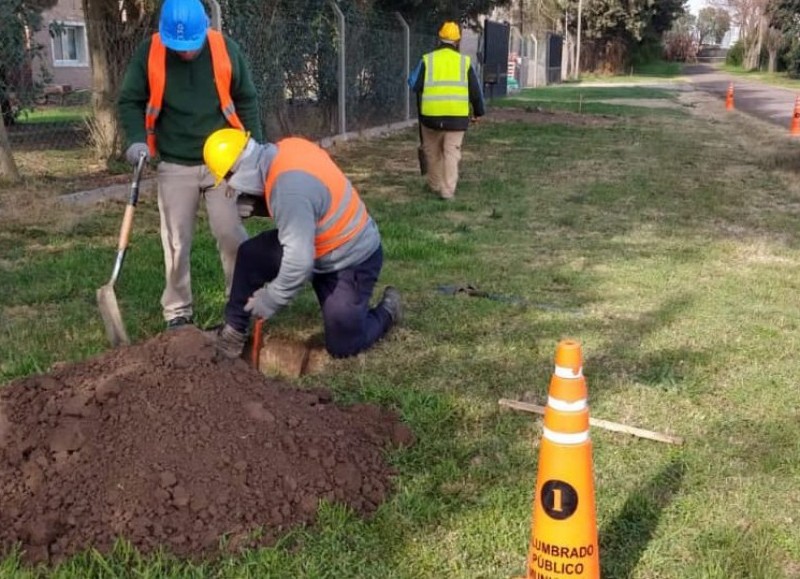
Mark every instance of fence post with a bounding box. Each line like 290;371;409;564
575;0;583;80
329;0;347;136
206;0;222;30
395;12;410;122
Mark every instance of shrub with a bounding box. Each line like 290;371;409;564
726;40;744;66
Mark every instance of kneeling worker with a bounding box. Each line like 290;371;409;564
202;128;402;360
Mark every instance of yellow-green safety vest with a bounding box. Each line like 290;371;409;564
420;49;470;118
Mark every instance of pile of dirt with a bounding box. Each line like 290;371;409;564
0;328;414;566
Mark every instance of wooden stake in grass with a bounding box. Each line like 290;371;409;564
498;398;684;445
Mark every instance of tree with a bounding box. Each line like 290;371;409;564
376;0;512;25
697;7;731;45
764;27;784;71
0;121;20;182
712;0;769;70
0;0;57;181
81;0;155;162
557;0;685;73
713;8;731;43
664;14;699;62
767;0;800;76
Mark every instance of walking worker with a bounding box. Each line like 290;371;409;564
201;128;403;360
408;20;485;201
117;0;262;330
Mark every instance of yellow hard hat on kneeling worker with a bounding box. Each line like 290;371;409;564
203;128;250;186
438;21;461;43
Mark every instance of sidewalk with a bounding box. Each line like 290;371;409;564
683;64;800;129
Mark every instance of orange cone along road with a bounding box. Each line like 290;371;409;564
790;95;800;136
725;82;734;110
527;340;600;579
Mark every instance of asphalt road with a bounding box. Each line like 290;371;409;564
684;63;800;130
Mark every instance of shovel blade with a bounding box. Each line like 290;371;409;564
417;146;428;176
96;284;130;347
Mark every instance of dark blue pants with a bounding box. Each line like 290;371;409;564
225;229;393;358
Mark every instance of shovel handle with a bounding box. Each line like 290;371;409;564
118;152;147;248
250;318;265;369
109;152;147;285
117;205;135;252
130;150;147;206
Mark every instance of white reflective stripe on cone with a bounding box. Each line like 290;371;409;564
554;364;583;378
543;426;590;444
548;396;587;412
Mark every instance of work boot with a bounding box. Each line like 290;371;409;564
166;316;193;330
214;324;247;361
378;286;403;325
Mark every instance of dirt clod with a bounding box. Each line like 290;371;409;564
0;328;411;565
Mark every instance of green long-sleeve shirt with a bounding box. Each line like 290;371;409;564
117;34;263;165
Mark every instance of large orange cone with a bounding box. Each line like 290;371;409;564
527;340;599;579
790;96;800;136
725;82;734;111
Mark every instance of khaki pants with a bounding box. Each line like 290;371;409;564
157;162;248;322
421;125;465;199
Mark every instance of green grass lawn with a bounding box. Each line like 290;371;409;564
720;64;800;89
3;85;800;577
492;85;684;117
578;60;686;83
15;105;90;125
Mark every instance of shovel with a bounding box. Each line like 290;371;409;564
416;93;427;176
97;151;147;347
249;317;264;369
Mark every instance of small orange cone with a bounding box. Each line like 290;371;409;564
790;96;800;136
526;340;600;579
725;82;734;111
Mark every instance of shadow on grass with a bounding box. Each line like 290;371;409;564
599;456;686;578
574;295;712;397
703;416;800;478
689;523;786;578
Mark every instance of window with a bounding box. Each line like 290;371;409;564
51;23;88;67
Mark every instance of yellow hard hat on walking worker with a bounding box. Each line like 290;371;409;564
203;128;250;186
438;21;461;43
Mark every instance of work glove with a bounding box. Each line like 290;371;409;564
125;142;150;166
236;195;256;219
235;193;269;219
244;287;272;320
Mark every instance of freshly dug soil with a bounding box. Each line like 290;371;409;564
0;328;414;566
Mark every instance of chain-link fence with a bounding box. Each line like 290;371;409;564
1;3;437;180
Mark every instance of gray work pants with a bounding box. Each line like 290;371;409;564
156;161;248;322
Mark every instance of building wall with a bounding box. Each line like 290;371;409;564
31;0;91;91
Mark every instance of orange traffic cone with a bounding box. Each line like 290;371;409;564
526;340;600;579
725;82;734;111
790;96;800;136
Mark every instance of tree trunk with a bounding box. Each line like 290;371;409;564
744;15;767;71
0;120;20;182
769;51;777;72
81;0;152;162
82;0;119;161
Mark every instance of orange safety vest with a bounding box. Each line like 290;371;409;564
264;138;369;259
145;30;244;157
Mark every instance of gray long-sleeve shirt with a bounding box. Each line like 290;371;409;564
230;141;380;319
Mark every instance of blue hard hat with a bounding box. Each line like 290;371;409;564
158;0;209;52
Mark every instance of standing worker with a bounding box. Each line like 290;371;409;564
408;21;485;201
117;0;263;330
201;128;403;360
